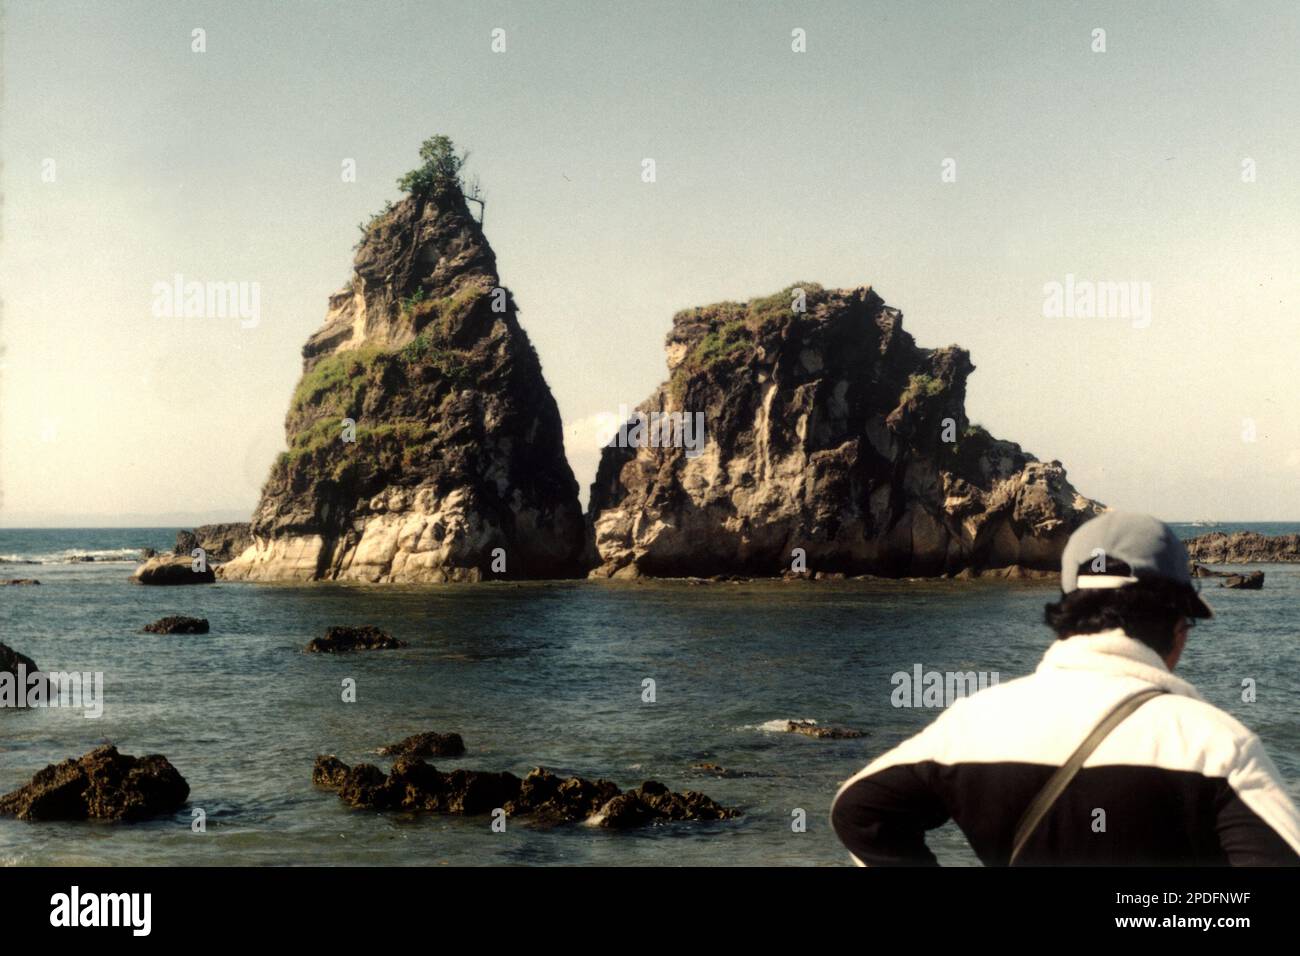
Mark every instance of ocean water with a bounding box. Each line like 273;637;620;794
1;525;1297;867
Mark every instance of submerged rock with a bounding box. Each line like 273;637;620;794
1186;532;1300;564
587;284;1102;578
1221;571;1265;590
3;579;40;586
0;647;46;707
305;625;406;653
377;731;465;757
785;719;866;739
142;616;210;635
175;524;252;564
313;756;740;827
130;555;215;585
0;744;189;821
221;143;585;584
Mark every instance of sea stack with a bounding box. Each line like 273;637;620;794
222;139;586;582
587;284;1103;578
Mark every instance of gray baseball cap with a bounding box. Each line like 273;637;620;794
1061;512;1212;618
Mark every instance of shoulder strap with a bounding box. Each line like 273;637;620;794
1008;687;1167;865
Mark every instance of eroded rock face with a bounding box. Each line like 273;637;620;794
1186;532;1300;564
312;757;740;827
588;284;1102;578
0;745;189;822
221;185;585;583
175;524;251;564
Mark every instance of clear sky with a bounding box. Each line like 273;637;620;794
2;0;1297;526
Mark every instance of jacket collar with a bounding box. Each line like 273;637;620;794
1037;628;1205;701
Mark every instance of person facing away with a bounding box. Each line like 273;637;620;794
830;512;1300;866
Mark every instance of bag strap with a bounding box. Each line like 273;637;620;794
1008;687;1167;865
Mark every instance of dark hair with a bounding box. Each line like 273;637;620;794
1044;574;1196;657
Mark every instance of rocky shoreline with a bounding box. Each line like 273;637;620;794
1184;531;1300;564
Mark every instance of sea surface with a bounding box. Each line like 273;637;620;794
1;523;1297;866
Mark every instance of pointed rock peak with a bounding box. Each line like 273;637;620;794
222;137;586;583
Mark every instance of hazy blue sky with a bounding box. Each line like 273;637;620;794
2;0;1297;525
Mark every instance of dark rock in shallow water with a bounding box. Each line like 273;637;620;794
503;767;621;823
0;643;47;708
142;616;210;635
785;719;866;739
1221;571;1264;590
130;554;215;585
377;731;465;757
591;779;740;829
688;762;758;779
312;756;740;827
0;642;42;680
306;625;406;653
3;579;40;586
0;744;189;821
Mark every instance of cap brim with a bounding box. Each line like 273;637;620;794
1187;590;1214;619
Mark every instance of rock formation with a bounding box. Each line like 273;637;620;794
588;284;1102;578
378;731;466;758
130;554;215;585
0;745;189;821
1221;571;1265;590
0;643;46;706
142;616;210;635
313;756;740;828
1185;532;1300;564
305;625;406;653
175;524;251;564
221;147;585;582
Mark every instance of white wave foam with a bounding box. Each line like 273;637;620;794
0;547;146;565
745;718;818;733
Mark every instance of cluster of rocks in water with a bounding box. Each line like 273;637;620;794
306;625;407;653
313;754;740;828
783;719;866;739
0;745;189;822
